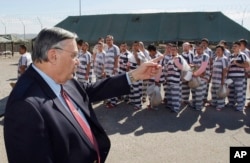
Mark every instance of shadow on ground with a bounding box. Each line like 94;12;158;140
0;96;8;118
93;101;250;136
7;78;17;81
194;105;247;133
0;118;4;126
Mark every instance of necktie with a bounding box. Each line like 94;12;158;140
60;86;100;163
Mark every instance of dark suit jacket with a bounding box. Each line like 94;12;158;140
4;65;131;163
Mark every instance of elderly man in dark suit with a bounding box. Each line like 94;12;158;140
4;27;162;163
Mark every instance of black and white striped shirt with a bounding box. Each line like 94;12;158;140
94;51;105;78
212;56;228;84
228;53;247;78
104;45;120;76
166;56;182;85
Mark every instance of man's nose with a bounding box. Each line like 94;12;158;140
75;58;80;65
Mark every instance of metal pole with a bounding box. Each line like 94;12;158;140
20;19;25;40
37;17;43;30
79;0;81;16
242;6;248;26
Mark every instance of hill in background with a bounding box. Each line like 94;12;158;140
10;33;37;40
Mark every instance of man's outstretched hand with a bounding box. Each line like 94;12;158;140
131;56;163;80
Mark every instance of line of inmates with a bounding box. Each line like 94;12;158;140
75;35;250;112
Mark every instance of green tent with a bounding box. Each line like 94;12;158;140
55;12;250;44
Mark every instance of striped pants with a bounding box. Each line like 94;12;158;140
243;77;247;99
166;83;181;111
228;78;246;111
107;97;118;105
211;83;225;108
106;75;118;105
203;83;209;101
129;81;142;108
191;80;206;110
163;82;168;102
141;80;148;100
182;81;191;102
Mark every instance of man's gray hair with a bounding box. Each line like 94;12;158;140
32;27;77;63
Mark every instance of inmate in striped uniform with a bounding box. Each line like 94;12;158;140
165;56;183;112
76;51;91;84
119;50;132;102
119;50;132;74
241;48;250;101
224;48;231;60
89;55;94;83
105;45;120;106
162;54;172;102
140;49;150;102
94;51;105;81
147;51;164;110
204;47;213;102
181;51;194;103
227;53;248;111
128;52;143;109
105;45;120;76
191;53;210;110
147;52;165;85
211;56;228;109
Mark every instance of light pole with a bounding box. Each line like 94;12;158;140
79;0;81;16
20;19;25;40
0;20;6;35
242;6;248;26
37;17;43;30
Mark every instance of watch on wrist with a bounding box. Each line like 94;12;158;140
128;71;138;83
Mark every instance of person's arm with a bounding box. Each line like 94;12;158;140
193;61;208;76
221;58;229;85
174;58;183;70
126;61;131;72
154;67;162;85
113;55;119;74
85;56;163;102
84;74;131;102
4;101;54;163
19;65;27;74
133;52;141;66
19;56;28;75
233;60;249;68
101;65;106;78
102;53;106;77
221;68;227;85
85;63;91;80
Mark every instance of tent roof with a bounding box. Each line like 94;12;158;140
0;36;11;43
55;12;250;44
0;34;26;43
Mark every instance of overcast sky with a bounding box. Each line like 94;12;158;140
1;0;250;35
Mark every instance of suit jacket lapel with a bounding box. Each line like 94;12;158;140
27;66;94;149
63;83;91;118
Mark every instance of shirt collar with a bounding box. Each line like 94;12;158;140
32;64;61;97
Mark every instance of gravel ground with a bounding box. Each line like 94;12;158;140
1;54;250;163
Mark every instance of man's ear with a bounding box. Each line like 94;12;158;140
47;49;57;64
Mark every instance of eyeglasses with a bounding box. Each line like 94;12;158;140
53;47;78;59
